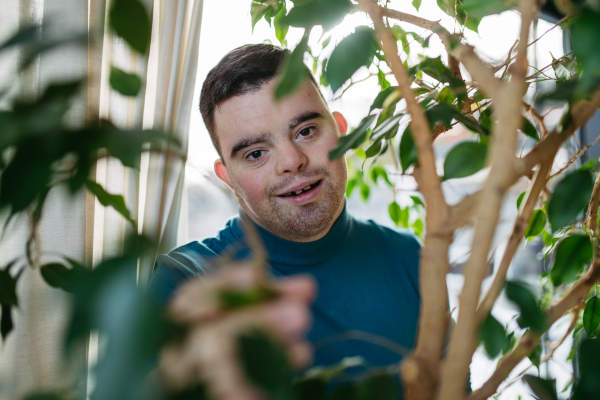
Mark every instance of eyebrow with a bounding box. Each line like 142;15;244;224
230;133;272;158
229;111;324;159
289;111;323;129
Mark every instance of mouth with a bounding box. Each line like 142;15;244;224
278;180;322;198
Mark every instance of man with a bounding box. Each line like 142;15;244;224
149;43;421;370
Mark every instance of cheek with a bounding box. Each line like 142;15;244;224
233;169;270;201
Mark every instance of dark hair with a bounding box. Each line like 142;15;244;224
199;43;320;159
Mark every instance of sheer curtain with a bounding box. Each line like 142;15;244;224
0;0;203;398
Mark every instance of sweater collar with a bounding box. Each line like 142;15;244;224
231;205;352;266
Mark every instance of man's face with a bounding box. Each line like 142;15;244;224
213;79;347;242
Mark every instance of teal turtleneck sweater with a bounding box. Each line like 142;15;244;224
148;206;421;369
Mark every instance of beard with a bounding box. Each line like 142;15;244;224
239;165;347;240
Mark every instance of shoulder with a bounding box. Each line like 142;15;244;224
352;216;422;253
148;215;243;305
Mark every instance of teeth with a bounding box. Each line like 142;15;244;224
303;186;311;190
295;190;303;194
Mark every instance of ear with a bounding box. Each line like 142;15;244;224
332;111;348;136
214;159;235;192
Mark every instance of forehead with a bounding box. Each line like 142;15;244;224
213;79;329;149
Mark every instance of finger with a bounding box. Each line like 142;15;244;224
275;274;317;303
286;340;313;368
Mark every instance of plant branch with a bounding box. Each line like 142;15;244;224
475;160;553;324
522;101;549;138
379;6;503;101
588;167;600;235
438;2;538;398
540;305;581;363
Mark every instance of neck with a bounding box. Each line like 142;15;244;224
239;199;346;243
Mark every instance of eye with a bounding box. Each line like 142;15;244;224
246;150;264;160
298;126;315;137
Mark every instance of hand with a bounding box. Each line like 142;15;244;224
157;264;316;400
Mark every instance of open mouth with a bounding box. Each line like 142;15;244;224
278;180;322;198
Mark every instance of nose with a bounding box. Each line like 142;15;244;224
276;141;308;175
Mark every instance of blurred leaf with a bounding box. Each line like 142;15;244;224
377;68;391;89
443;141;488;180
1;304;13;341
400;126;417;172
521;117;539;141
292;378;326;400
220;285;278;310
167;384;209;400
0;269;18;306
571;8;600;88
524;209;547;239
251;1;272;31
528;341;542;369
360;374;400;400
418;56;453;83
411;218;424;237
552;55;572;82
461;0;515;18
583;296;600;338
502;331;515;355
551;235;593;286
275;31;310;99
547;169;594;231
238;329;292;399
371;113;404;143
505;281;546;332
86;180;135;225
370;87;399;112
326;26;378;92
346;178;357;197
389;202;402;226
479;313;505;358
572;338;600;399
516;191;525;210
41;263;80;292
360;184;370;201
370;166;392;186
413;0;422;11
437;0;482;32
365;139;382;158
283;0;352;31
274;4;289;45
523;375;558;400
332;384;359;400
411;195;424;207
0;24;38;52
329;114;377;160
109;0;151;54
109;66;142;97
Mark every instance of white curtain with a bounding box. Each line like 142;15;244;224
0;0;203;398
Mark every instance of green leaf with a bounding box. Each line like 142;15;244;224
443;141;488;180
400;126;417;172
370;87;399;112
251;1;272;31
360;184;370;201
547;170;594;231
326;26;378;92
86;180;135;225
274;32;310;100
571;8;600;88
273;4;289;45
502;331;516;355
552;55;571;82
412;0;423;11
523;375;558;400
516;191;525;210
40;261;89;293
346;178;357;197
360;374;400;400
551;235;593;286
411;219;424;237
220;285;278;311
292;378;326;400
524;209;547;239
0;269;18;306
479;313;506;358
329;114;377;160
460;0;514;19
109;66;142;97
572;338;600;400
505;281;546;332
370;166;392;186
370;113;404;142
418;56;454;84
283;0;352;31
389;202;402;226
377;69;391;89
521;117;540;141
1;305;13;341
528;342;542;369
109;0;151;54
583;296;600;338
